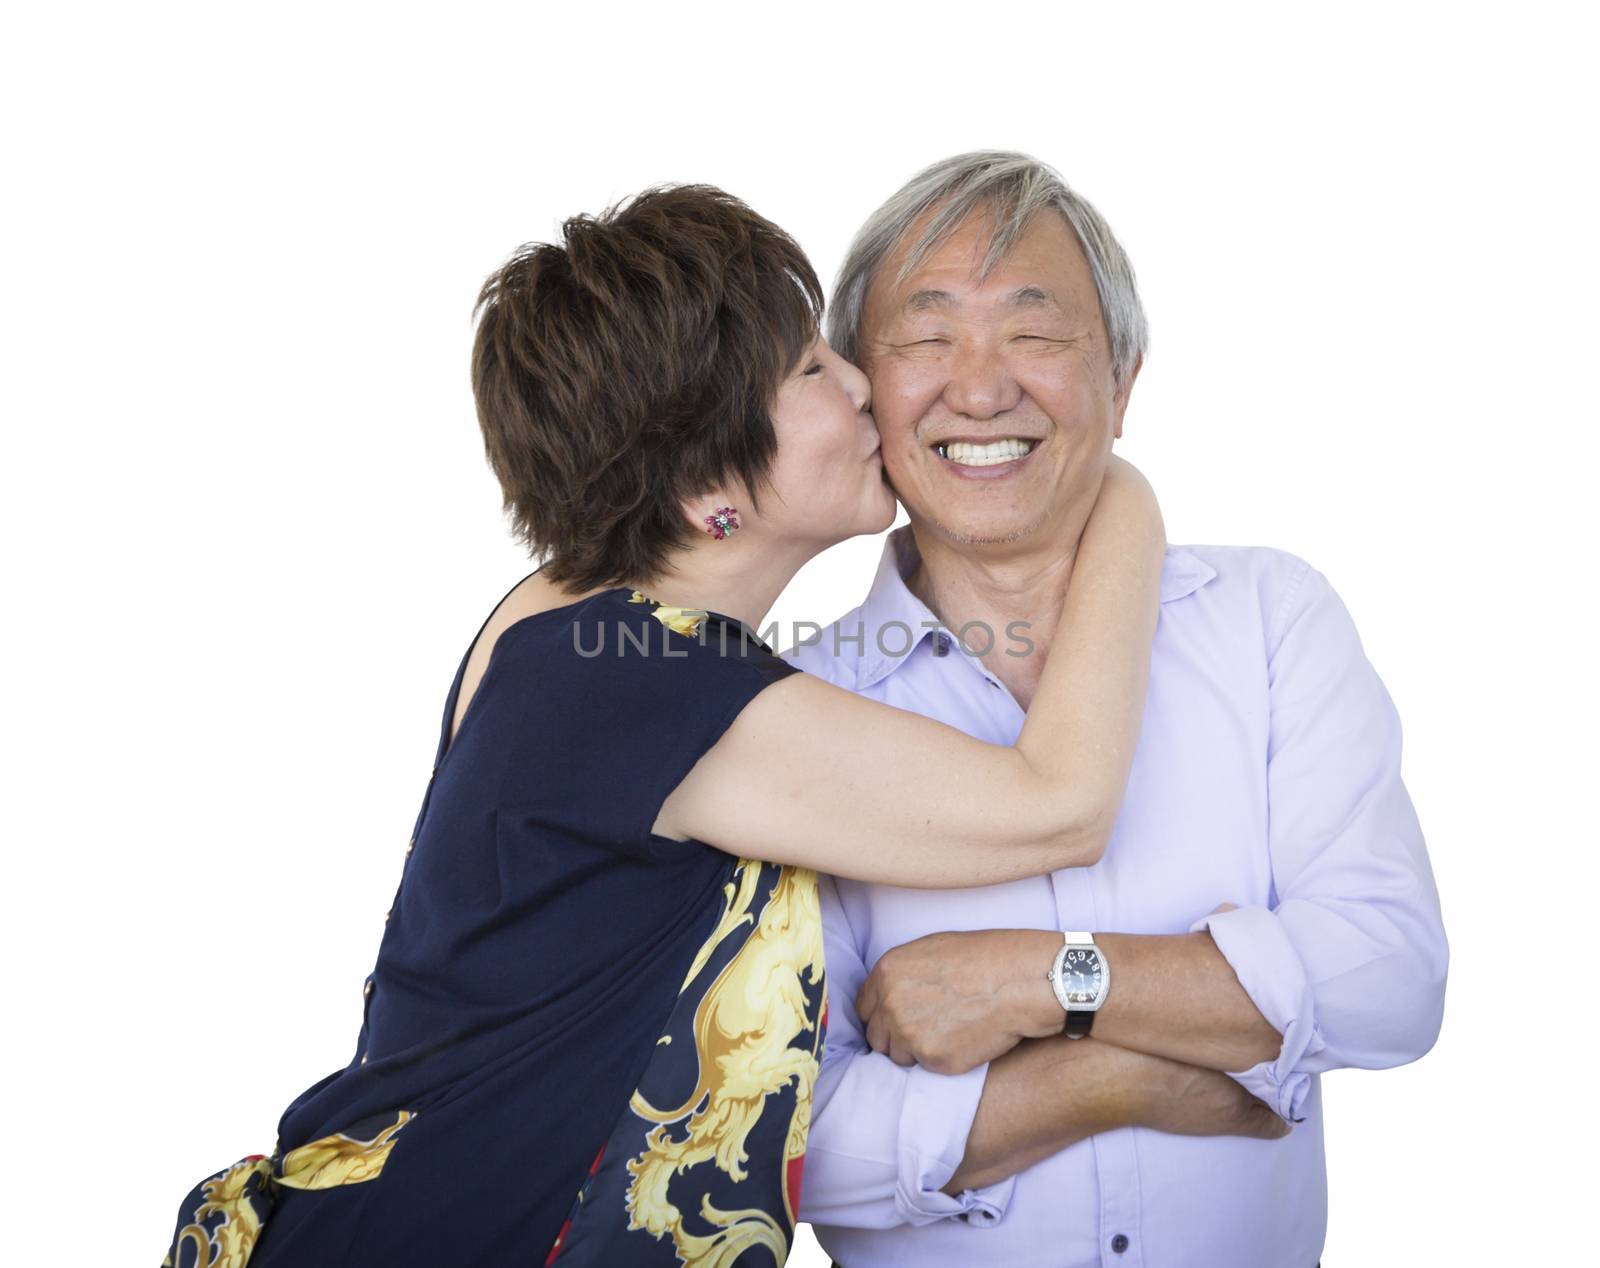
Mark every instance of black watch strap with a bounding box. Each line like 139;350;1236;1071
1063;1008;1094;1038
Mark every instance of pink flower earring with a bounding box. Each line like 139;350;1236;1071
703;506;740;540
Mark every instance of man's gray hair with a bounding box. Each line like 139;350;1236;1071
828;150;1148;394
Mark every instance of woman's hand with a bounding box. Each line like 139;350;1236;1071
857;929;1067;1075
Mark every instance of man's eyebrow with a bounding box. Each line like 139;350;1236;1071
1005;285;1059;308
901;285;1061;313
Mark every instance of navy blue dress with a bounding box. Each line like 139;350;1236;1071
163;583;827;1268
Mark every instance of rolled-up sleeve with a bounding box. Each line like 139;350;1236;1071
797;874;1016;1229
1190;559;1449;1120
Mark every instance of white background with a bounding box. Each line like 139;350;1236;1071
3;2;1594;1264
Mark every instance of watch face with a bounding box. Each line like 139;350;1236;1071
1061;948;1103;1004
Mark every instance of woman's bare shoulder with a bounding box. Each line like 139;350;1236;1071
493;570;604;629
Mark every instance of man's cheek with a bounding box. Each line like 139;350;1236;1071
880;448;923;498
872;366;937;422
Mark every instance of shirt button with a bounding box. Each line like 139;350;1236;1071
1111;1233;1130;1254
363;979;374;998
360;1053;369;1065
406;837;415;855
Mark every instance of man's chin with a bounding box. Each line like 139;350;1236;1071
909;505;1055;550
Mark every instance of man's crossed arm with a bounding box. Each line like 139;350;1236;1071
855;922;1291;1194
858;921;1284;1078
797;562;1447;1228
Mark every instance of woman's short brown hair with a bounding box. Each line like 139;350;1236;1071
470;184;824;591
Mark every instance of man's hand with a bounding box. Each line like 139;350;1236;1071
1136;1047;1291;1141
857;929;1064;1075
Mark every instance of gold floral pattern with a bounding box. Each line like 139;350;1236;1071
628;591;709;639
277;1110;414;1190
162;1111;414;1267
621;860;826;1265
162;1156;273;1268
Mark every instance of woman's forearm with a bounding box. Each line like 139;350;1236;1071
1015;455;1166;860
662;458;1165;888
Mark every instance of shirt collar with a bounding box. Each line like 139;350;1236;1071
852;525;1218;690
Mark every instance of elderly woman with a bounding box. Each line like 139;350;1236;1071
161;185;1166;1267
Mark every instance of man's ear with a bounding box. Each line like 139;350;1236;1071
1112;353;1143;440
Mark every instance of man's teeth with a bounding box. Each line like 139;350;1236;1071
935;438;1036;466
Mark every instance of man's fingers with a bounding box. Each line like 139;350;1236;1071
866;1014;916;1068
856;974;879;1024
1244;1102;1292;1140
865;1011;888;1056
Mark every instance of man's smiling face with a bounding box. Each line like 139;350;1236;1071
857;205;1136;549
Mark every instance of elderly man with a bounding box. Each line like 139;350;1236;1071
786;152;1448;1268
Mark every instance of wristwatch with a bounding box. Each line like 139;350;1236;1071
1046;931;1110;1038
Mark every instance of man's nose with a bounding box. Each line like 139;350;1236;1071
942;343;1021;420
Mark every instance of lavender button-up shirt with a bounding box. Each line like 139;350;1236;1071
785;527;1447;1268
